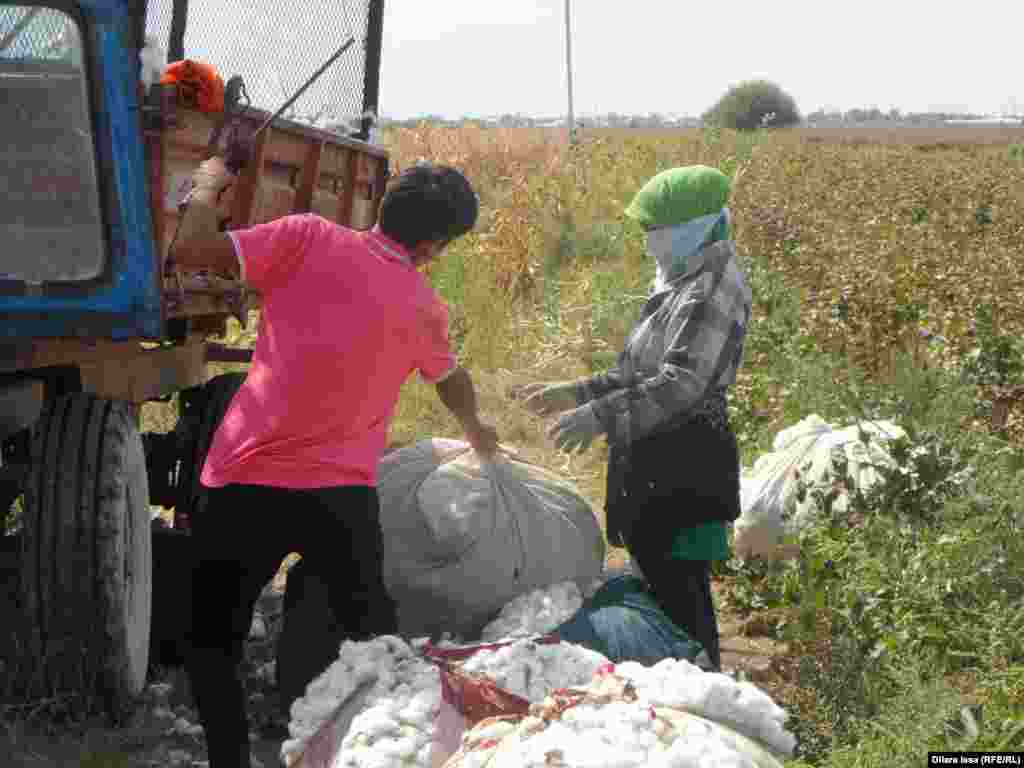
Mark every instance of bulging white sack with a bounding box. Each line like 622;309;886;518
139;36;167;92
379;440;606;641
733;415;904;559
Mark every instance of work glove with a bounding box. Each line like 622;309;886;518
548;403;604;455
517;380;581;416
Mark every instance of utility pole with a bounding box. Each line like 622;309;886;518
360;0;385;141
564;0;576;145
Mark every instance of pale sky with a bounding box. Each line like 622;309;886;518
379;0;1024;119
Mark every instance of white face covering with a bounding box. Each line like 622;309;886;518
647;208;730;293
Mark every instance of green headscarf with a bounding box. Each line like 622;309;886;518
625;165;731;233
625;165;733;287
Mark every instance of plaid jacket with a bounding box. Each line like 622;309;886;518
577;240;752;445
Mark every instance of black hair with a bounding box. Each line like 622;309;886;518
377;162;478;251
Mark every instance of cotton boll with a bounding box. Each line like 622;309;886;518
397;693;438;726
414;743;433;767
561;704;604;730
372;734;420;761
292;694;341;726
138;36;166;92
614;661;650;682
348;749;400;768
648;741;702;768
464;748;500;768
459;640;608;701
354;708;401;741
280;739;302;763
470;720;518;743
286;638;430;762
506;722;647;768
480;581;584;641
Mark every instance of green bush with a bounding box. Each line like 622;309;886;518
703;80;801;131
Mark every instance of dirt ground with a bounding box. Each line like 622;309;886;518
1;550;791;768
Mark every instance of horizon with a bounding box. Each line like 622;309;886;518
376;108;1024;122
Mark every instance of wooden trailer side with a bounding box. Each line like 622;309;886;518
142;85;389;322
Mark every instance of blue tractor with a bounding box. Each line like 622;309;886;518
0;0;388;717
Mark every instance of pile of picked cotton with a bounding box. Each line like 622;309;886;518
613;659;795;757
282;620;795;768
281;636;608;768
445;669;794;768
459;639;609;703
479;581;586;642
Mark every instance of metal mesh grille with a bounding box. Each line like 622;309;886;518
144;0;377;134
1;6;106;283
0;6;82;62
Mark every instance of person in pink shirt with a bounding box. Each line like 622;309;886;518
170;157;499;768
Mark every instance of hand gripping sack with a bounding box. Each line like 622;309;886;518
379;439;606;641
733;415;905;559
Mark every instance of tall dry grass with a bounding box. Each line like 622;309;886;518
376;122;1024;510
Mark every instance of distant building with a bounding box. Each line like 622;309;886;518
944;116;1023;125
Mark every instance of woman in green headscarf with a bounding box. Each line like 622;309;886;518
518;165;752;670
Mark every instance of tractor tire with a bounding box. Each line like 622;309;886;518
21;395;152;720
175;372;246;530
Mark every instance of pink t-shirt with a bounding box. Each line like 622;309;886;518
200;215;458;489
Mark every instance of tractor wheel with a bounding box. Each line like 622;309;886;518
21;395;152;720
174;372;246;530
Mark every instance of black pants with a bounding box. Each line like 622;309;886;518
623;526;722;671
184;483;398;768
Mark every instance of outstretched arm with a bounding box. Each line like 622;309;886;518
167;158;240;276
436;367;499;457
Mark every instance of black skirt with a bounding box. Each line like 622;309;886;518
605;417;741;549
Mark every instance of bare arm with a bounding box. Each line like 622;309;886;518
166;159;242;276
436;366;499;457
436;366;483;431
170;228;240;276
